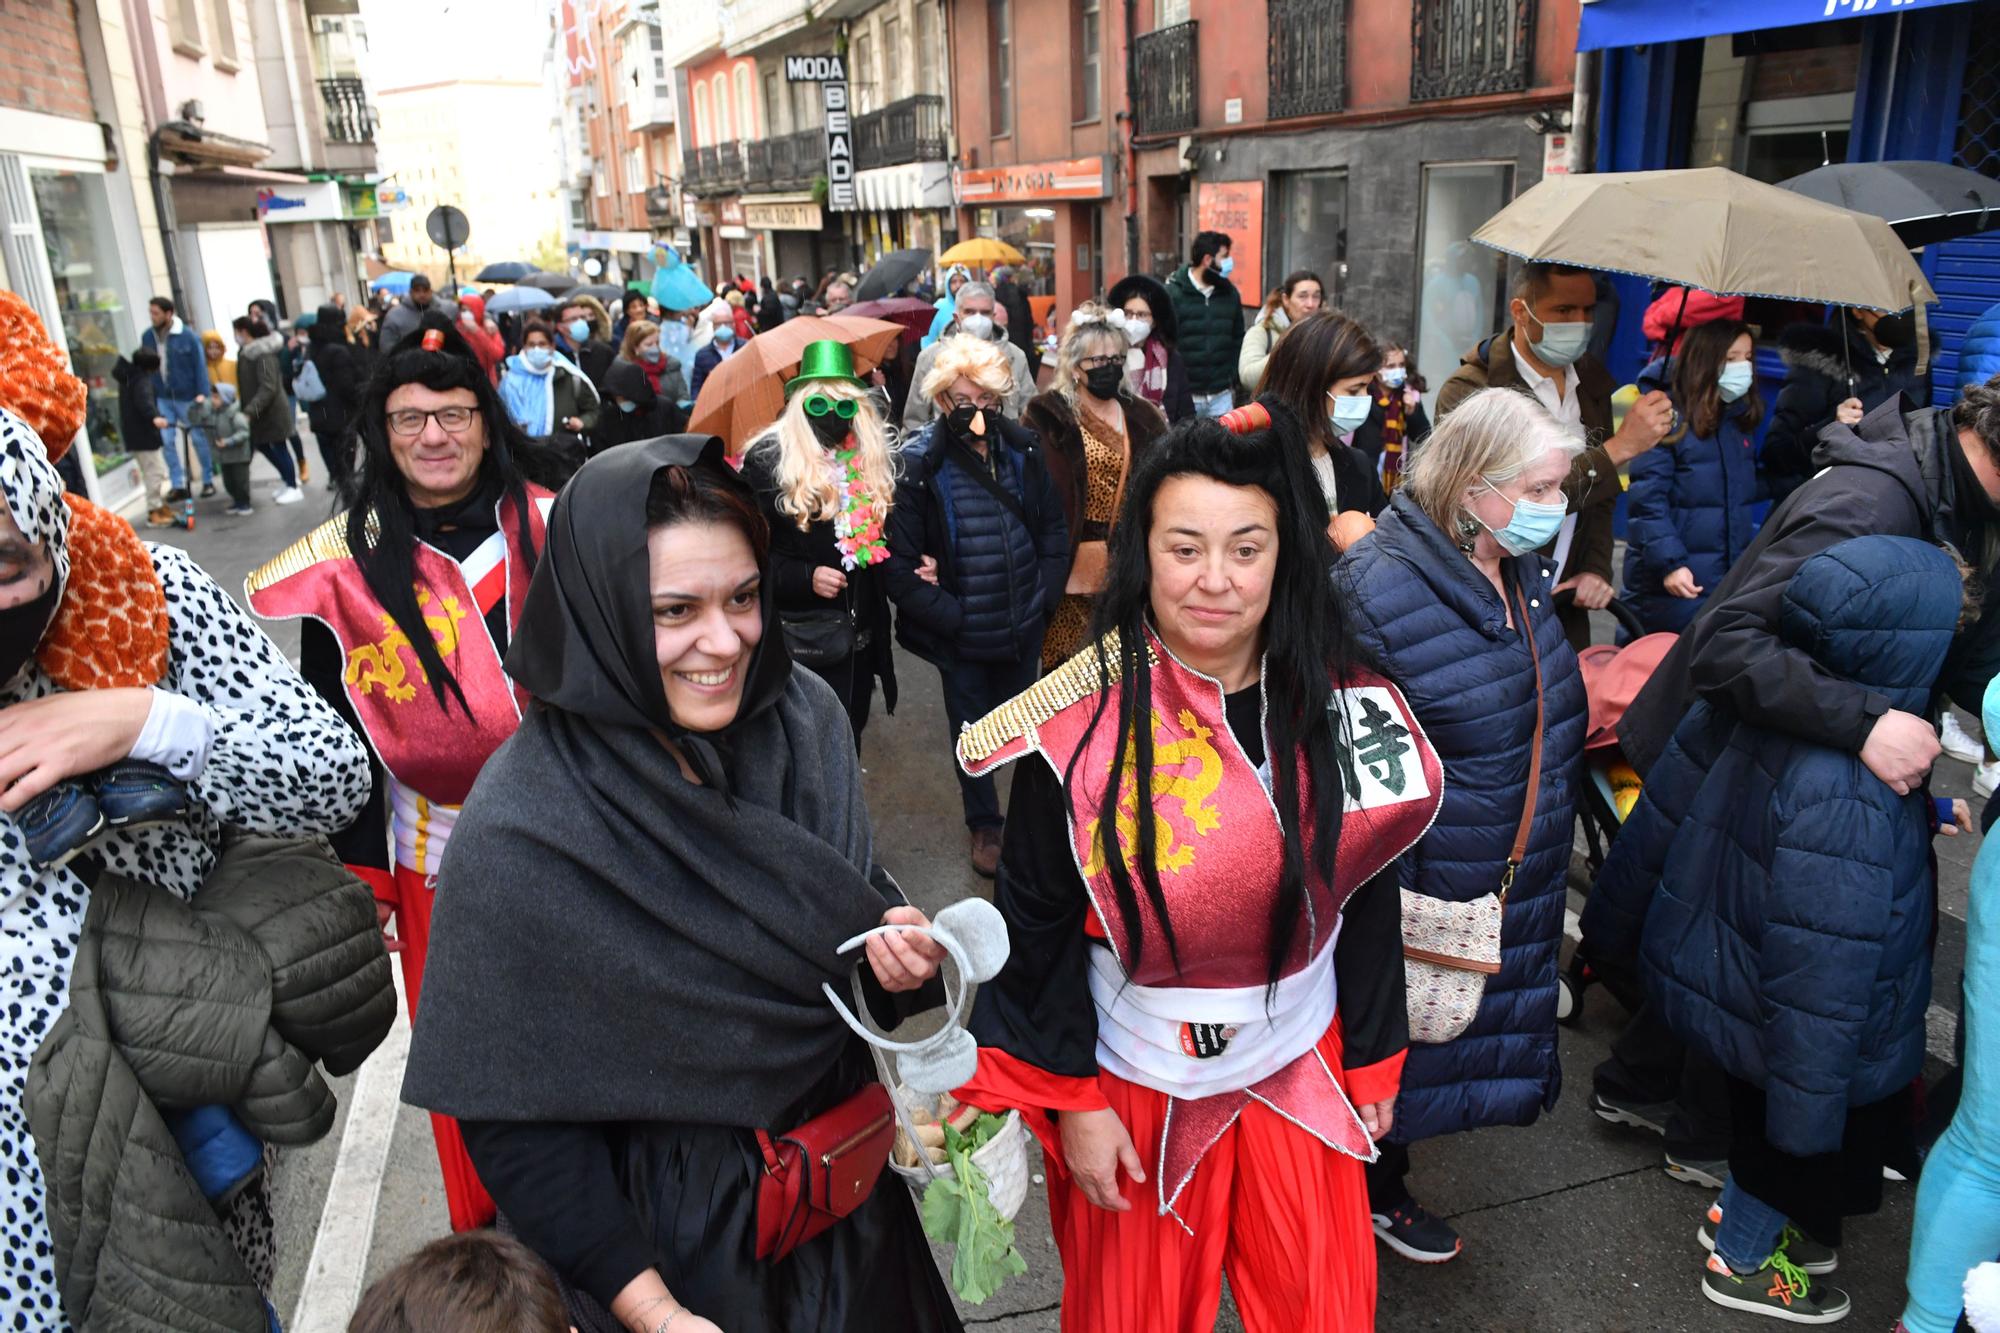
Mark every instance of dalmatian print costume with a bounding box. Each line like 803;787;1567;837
0;409;370;1328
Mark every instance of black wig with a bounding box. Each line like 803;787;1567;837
1069;413;1363;989
344;312;541;716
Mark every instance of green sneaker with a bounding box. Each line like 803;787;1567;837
1699;1200;1838;1274
1702;1250;1851;1323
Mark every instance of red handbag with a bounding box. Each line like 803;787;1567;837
754;1082;896;1261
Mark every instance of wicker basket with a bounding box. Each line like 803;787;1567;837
886;1085;1031;1223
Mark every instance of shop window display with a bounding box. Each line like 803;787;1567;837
31;169;138;477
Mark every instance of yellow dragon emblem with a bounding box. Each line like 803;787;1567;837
344;587;468;703
1082;707;1224;876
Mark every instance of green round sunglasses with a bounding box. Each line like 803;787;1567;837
802;393;860;420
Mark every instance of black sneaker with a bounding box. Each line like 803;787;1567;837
1372;1199;1462;1263
165;487;191;503
1702;1251;1851;1322
1590;1089;1674;1136
1699;1200;1837;1275
199;483;217;498
1664;1149;1728;1189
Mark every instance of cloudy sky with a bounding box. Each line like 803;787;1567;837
359;0;551;91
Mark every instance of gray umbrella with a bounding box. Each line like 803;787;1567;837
486;286;558;314
853;248;933;303
1779;161;2000;248
562;283;628;305
520;272;575;293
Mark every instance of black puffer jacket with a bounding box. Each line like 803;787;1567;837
305;303;362;446
882;417;1068;666
1763;320;1928;499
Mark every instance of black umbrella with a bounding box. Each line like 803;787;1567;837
853;248;933;303
473;261;541;283
520;272;575;293
562;283;627;305
1779;160;2000;248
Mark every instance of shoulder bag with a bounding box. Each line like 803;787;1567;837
781;582;861;670
1401;579;1544;1045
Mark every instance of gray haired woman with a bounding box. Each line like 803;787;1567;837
1335;388;1590;1263
1023;303;1168;667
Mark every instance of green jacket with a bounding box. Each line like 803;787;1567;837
189;394;253;465
1164;265;1247;396
27;838;394;1331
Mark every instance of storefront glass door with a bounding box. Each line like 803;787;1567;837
31;168;139;490
1415;162;1513;412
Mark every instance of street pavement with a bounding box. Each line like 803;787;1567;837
156;456;1972;1332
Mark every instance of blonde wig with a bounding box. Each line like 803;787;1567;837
619;319;660;362
748;379;898;532
921;333;1014;408
1403;387;1582;537
1050;302;1132;406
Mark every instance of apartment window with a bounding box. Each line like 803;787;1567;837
1414;162;1514;413
1411;0;1536;102
693;84;712;145
763;70;787;134
1156;0;1190;23
167;0;204;54
208;0;239;67
712;73;732;139
627;146;645;193
792;80;821;130
649;23;668;87
734;65;755;139
883;16;902;101
1076;0;1101;122
991;0;1012;135
915;2;938;95
853;34;874;112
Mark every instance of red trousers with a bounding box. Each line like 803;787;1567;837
386;862;496;1233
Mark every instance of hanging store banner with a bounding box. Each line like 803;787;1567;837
954;157;1110;204
1575;0;1977;51
1196;180;1264;308
743;198;824;231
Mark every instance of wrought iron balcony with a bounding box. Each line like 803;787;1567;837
715;139;744;188
1269;0;1345;120
318;77;374;144
1411;0;1536;103
768;128;827;189
1133;21;1197;137
854;94;946;171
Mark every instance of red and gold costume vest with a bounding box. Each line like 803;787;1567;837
959;628;1443;1217
245;489;551;866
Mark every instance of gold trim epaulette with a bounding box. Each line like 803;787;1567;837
957;630;1158;765
245;509;378;595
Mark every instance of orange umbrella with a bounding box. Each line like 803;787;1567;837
687;315;904;453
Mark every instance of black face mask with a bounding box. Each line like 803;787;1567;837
1083;365;1124;400
945;403;987;439
1871;312;1915;350
808;411;850;448
0;576;61;686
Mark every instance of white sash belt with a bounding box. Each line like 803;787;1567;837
1088;923;1340;1102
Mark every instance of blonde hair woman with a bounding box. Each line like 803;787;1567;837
1023;303;1167;667
1336;387;1587;1263
740;340;899;744
884;332;1070;877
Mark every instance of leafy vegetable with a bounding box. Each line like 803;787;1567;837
918;1113;1027;1304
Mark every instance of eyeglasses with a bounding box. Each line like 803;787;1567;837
1078;354;1123;371
948;394;1002;412
803;394;859;420
386;405;479;437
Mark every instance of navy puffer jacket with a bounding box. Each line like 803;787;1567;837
1339;493;1587;1142
1583;535;1954;1156
1621;357;1763;634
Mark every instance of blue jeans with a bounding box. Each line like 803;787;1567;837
158;398;214;487
1714;1174;1789;1272
1193;388;1234;419
936;651;1041;830
255;441;297;489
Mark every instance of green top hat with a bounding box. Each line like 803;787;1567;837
785;339;868;396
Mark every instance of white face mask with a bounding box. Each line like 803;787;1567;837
959;312;995;339
1124;317;1152;344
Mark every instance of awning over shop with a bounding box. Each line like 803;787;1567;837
1576;0;1976;52
854;162;954;214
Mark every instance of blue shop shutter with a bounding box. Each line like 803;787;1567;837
1927;231;2000;404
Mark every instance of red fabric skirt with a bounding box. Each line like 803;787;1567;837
961;1021;1379;1333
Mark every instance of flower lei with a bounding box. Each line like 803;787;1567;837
826;442;890;570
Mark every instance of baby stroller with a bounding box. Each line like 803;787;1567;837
1557;598;1677;1025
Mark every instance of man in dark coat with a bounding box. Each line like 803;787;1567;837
231;315;302;512
990;265;1040;379
1437;262;1675;648
378;274;459;348
303;303;361;489
1762;310;1928;501
1592;378;2000;1176
1164;230;1246;419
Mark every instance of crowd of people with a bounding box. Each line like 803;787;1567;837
1;215;1998;1333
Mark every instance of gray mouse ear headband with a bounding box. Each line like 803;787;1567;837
821;898;1010;1096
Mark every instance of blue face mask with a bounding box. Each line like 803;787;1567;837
1328;393;1372;436
1523;309;1591;369
713;326;735;345
568;318;591;343
1476;479;1568;556
1216;256;1234;278
617;399;639;413
1379;367;1407;389
523;346;553;370
1717;362;1755;403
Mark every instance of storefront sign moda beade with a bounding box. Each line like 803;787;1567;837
786;54;854;212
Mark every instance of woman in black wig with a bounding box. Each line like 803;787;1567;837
951;411;1443;1331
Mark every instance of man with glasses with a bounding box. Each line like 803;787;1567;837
902;281;1033;430
246;319;554;1235
884;333;1069;877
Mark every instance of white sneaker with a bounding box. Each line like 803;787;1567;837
1942;711;1985;763
273;486;303;505
1977;759;1999;799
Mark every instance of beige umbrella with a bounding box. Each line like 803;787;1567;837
686;315;904;454
1472;167;1937;314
